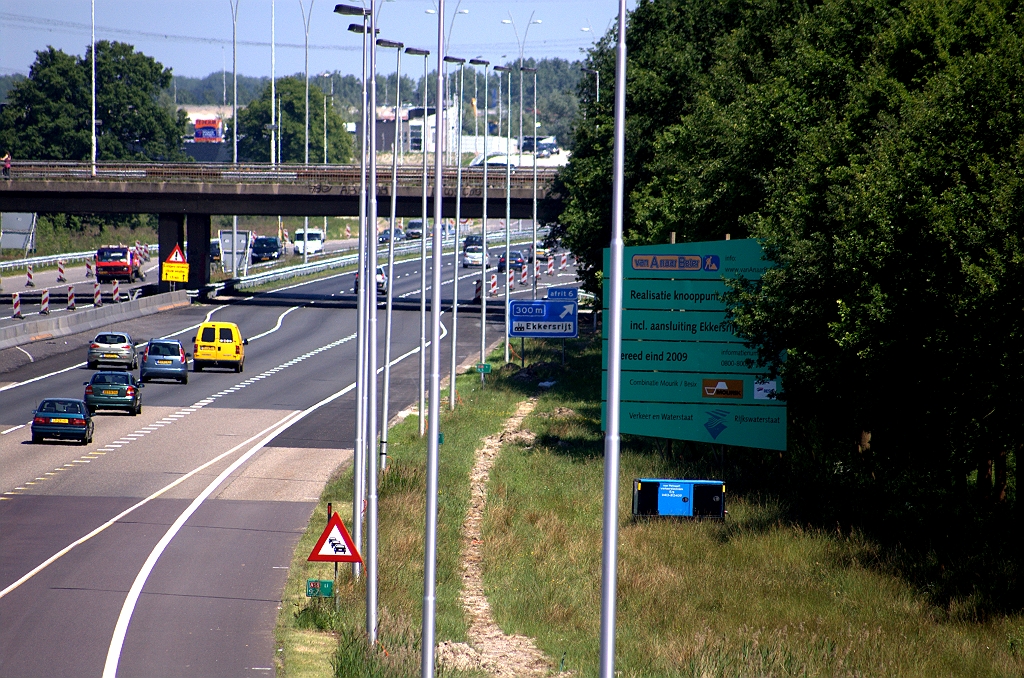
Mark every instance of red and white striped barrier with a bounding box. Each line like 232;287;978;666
39;289;49;315
85;260;94;278
56;260;67;283
345;225;352;238
508;269;515;290
474;278;482;299
67;285;76;311
547;257;554;276
25;265;34;287
112;279;120;302
11;293;22;319
489;274;498;296
560;252;568;270
573;255;578;267
520;266;528;286
283;228;290;244
535;261;540;278
94;281;102;307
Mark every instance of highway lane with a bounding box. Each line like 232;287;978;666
0;251;572;676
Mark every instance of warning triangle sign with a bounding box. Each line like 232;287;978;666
164;244;187;264
308;512;362;563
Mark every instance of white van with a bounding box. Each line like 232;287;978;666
293;228;324;255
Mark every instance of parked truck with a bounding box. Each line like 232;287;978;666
95;246;145;284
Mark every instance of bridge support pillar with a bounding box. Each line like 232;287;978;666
186;214;211;291
158;213;185;293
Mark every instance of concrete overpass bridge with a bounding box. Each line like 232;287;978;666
0;161;563;291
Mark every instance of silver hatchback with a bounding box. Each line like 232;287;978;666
87;332;138;370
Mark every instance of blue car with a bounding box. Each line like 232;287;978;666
32;399;94;445
140;339;190;384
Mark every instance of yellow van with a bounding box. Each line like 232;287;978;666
192;321;247;373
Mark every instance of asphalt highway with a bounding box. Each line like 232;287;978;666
0;252;579;677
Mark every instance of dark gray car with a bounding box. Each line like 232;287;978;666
87;332;138;370
140;339;190;383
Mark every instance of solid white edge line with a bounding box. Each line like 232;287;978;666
0;411;301;602
1;424;25;435
248;305;301;342
14;346;33;363
103;321;448;676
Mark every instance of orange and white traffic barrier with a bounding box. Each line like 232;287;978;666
39;288;50;315
25;265;34;287
345;225;352;238
85;260;94;278
94;281;102;307
547;257;554;276
535;261;540;278
112;279;120;302
283;228;290;243
11;293;22;319
508;268;515;290
56;260;67;283
560;252;568;270
520;266;528;286
474;278;482;299
67;285;76;311
489;274;498;296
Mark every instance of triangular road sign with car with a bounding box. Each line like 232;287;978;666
308;512;362;563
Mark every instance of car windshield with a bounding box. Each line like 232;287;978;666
254;237;277;247
298;232;322;241
92;373;130;385
39;400;83;414
148;343;177;356
95;334;128;345
96;249;127;262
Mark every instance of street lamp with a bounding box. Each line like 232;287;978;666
444;55;465;410
227;0;241;276
521;65;538;300
501;12;541;166
406;45;430;438
469;58;489;384
337;3;371;584
299;0;315;265
377;37;403;475
494;64;512;363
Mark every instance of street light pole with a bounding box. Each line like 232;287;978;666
469;58;489;383
422;2;445;673
378;39;404;474
410;47;431;438
494;65;512;363
271;0;276;165
445;56;465;410
339;6;372;580
582;67;600;104
229;0;240;277
599;1;628;676
91;0;96;177
501;12;540;167
300;0;315;265
521;66;538;300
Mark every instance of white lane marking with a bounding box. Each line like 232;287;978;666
101;321;448;676
14;346;33;363
1;424;25;435
248;305;301;341
0;413;301;603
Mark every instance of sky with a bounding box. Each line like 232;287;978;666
1;1;635;82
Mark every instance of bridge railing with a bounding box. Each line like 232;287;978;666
4;161;559;192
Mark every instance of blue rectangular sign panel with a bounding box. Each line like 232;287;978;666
509;300;578;338
547;287;578;300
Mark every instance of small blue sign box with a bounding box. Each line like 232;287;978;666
632;478;725;519
547;287;578;300
509;300;578;338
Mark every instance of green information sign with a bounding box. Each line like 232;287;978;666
476;363;492;373
602;239;786;450
306;579;334;598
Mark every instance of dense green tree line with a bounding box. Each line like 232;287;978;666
0;42;187;161
560;0;1024;608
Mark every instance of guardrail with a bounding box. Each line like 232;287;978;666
0;244;158;273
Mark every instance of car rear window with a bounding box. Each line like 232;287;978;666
96;334;127;344
149;343;176;356
219;327;234;342
200;327;216;342
40;400;83;414
93;373;129;385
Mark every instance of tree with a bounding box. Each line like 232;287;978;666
0;41;188;161
236;76;352;164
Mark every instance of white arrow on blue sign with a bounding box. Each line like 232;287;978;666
509;300;578;338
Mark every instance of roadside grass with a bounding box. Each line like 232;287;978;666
482;335;1024;677
275;354;528;677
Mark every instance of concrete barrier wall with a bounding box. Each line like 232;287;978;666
0;290;191;352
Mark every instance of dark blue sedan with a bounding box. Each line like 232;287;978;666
32;399;94;445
